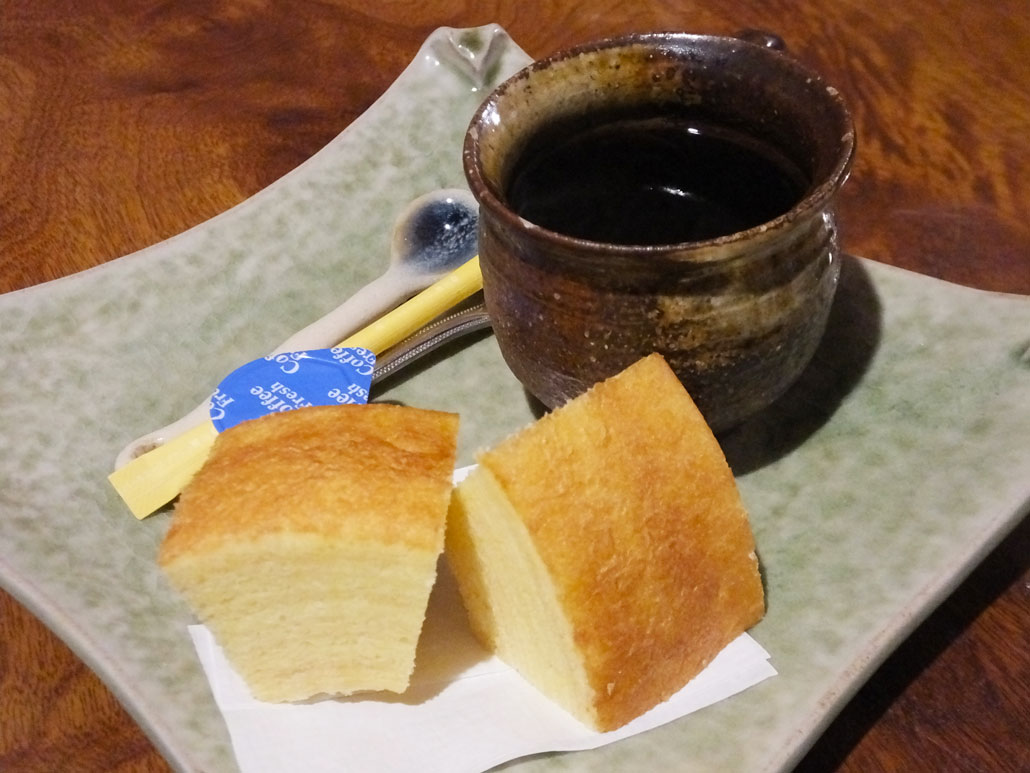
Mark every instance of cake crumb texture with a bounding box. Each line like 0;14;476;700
159;403;459;702
446;353;764;731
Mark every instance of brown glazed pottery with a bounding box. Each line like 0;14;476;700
463;32;855;432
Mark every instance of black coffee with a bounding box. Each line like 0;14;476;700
505;112;809;245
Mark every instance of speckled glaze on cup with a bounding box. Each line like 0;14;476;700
463;33;855;431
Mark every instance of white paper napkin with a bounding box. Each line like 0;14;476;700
189;558;775;773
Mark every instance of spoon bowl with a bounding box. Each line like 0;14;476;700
113;188;479;468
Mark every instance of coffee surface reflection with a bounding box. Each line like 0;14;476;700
506;110;809;245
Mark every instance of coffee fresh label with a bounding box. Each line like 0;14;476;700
209;347;375;432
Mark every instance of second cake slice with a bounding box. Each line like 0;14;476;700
445;353;765;731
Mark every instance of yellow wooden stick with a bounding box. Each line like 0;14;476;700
336;255;482;351
109;256;482;520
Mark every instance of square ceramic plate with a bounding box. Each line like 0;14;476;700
1;25;1028;773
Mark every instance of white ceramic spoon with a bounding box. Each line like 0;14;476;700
113;188;479;469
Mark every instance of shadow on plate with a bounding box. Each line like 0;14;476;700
322;559;489;707
718;254;883;475
518;254;884;471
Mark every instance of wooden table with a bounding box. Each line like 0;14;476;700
2;2;1027;771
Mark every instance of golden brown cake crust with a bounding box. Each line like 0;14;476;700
478;353;764;730
159;403;460;566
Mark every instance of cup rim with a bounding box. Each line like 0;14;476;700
462;31;856;260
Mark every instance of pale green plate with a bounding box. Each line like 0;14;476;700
1;25;1028;773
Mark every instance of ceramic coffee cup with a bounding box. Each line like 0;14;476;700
463;32;854;431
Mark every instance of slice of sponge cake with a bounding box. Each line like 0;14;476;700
158;403;459;702
445;353;764;731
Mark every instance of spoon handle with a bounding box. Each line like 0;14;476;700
273;268;424;356
337;257;482;353
112;268;424;469
108;258;484;519
372;301;491;384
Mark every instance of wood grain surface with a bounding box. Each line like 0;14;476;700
2;1;1028;771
